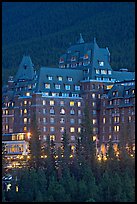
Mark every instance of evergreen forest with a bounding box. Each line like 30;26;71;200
2;2;135;84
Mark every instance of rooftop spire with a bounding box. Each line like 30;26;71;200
77;33;84;44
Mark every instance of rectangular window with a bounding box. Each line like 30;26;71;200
128;116;132;122
93;110;96;115
78;110;81;115
65;85;71;90
108;70;112;75
68;77;73;82
50;135;55;141
75;85;80;91
78;119;82;124
70;101;74;106
70;109;75;115
103;117;106;124
50;108;55;114
71;136;75;141
99;61;104;66
26;92;30;96
60;101;64;106
78;127;81;133
43;109;46;114
55;84;61;89
92;93;96;98
43;118;46;123
92;102;96;107
58;76;63;81
24;118;27;124
77;102;81;107
50;117;55;123
60;127;65;133
101;70;107;74
45;83;50;89
60;118;65;124
50;127;55;132
48;76;53;80
24;101;27;105
70;118;75;124
93;119;97;125
50;100;54;106
43;126;46;132
43;100;46;105
96;69;100;74
70;127;75;133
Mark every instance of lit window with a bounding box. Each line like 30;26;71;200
70;127;75;133
23;109;27;114
78;110;81;115
6;125;8;130
109;135;111;140
93;136;96;141
70;118;75;124
24;126;27;131
114;126;120;132
108;70;112;75
50;117;55;123
93;110;96;115
43;118;46;123
101;70;107;74
84;54;88;59
96;69;100;74
26;92;30;96
93;119;97;124
77;102;81;107
24;101;27;105
92;93;96;98
99;61;104;66
43;126;46;132
20;110;22;115
70;109;75;115
70;101;74;106
50;108;55;114
125;99;129;104
65;85;71;90
60;127;65;133
24;118;27;124
60;118;65;124
60;101;64;106
75;85;80;91
55;84;61;89
128;116;132;122
50;135;55;141
50;127;55;132
103;117;106;124
43;100;46;105
126;90;128;95
78;119;81;124
43;135;47;141
132;89;135;94
50;100;54;106
92;102;96;107
48;76;53;80
45;83;50;89
78;127;81;133
68;77;73;82
60;108;65;115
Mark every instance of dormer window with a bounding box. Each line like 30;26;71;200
65;85;71;90
45;83;50;89
83;54;88;59
96;69;100;74
99;61;104;66
58;76;63;81
68;77;73;82
48;76;53;80
71;56;76;61
75;85;80;91
101;70;107;75
108;70;112;75
59;58;64;63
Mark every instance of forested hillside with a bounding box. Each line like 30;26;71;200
2;2;135;84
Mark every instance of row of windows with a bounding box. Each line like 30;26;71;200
102;116;133;124
42;92;80;98
45;83;80;91
42;108;82;115
42;126;81;133
42;100;81;107
95;69;112;75
43;135;76;141
39;117;82;124
47;76;73;82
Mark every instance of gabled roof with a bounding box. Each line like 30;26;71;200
14;55;35;82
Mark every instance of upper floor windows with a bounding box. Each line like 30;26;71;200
108;70;112;75
60;101;64;106
59;58;64;63
70;101;74;106
96;69;100;74
60;108;65;115
77;102;81;107
99;61;104;66
71;56;76;61
83;54;89;59
101;70;107;75
68;77;73;82
75;85;80;91
48;76;53;81
50;100;54;106
55;84;61;89
50;108;55;114
65;85;71;90
125;99;129;104
43;100;46;106
45;83;50;89
58;76;63;81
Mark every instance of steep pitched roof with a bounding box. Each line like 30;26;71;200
14;55;35;82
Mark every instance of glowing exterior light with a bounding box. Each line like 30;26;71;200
16;185;19;192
